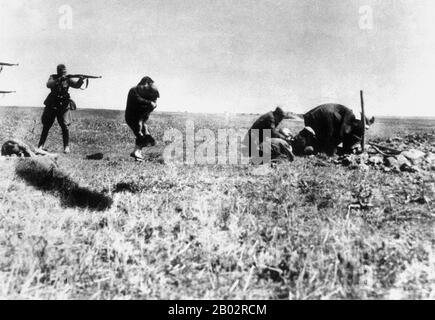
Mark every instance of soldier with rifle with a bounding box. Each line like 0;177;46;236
0;62;18;94
0;62;18;74
37;64;101;154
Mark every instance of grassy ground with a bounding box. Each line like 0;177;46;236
0;106;434;299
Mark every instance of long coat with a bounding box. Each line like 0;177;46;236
303;104;363;155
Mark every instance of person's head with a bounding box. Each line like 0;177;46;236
138;76;154;87
342;115;375;151
57;64;67;76
273;106;286;123
291;127;317;156
136;76;159;101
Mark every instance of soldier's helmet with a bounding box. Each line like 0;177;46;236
57;64;66;74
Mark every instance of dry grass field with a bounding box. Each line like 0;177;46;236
0;106;434;299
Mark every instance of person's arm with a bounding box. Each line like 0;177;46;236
269;119;287;140
338;110;355;139
271;129;287;140
46;75;57;89
133;89;157;111
136;102;157;113
68;77;85;89
134;89;155;105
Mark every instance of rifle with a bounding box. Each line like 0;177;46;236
63;74;102;89
0;62;19;67
67;74;102;79
0;62;18;74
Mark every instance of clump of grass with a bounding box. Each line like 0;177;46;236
0;107;433;299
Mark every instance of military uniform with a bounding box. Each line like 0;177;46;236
38;74;83;149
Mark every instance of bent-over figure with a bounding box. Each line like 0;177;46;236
125;76;160;161
244;107;293;157
303;104;374;156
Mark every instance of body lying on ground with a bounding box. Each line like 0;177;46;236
259;137;295;162
2;139;58;158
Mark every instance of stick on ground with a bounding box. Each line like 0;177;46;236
368;142;402;155
360;90;365;152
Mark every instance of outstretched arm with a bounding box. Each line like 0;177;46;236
256;114;287;140
68;77;85;89
270;122;287;140
271;129;287;140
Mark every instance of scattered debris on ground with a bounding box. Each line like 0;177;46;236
86;152;105;160
333;132;435;173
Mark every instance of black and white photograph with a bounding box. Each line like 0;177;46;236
0;0;434;303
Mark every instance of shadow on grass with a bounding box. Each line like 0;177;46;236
142;149;165;164
112;182;141;193
15;158;113;211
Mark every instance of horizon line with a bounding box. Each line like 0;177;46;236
1;105;435;119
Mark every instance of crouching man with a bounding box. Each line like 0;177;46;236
243;107;294;158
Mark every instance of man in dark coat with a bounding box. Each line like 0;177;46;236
125;76;160;161
37;64;84;154
244;106;293;157
303;104;374;155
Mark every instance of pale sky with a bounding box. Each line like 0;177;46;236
1;0;435;116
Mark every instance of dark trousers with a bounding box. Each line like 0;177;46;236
38;106;71;148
